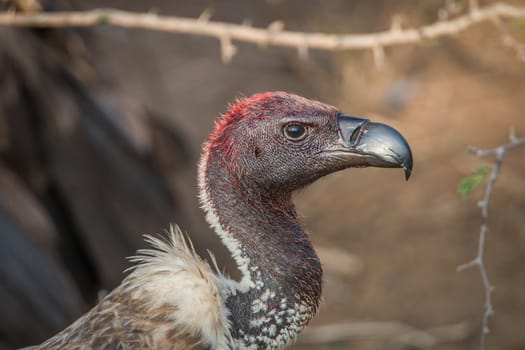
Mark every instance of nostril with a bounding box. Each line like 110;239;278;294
336;114;370;146
349;126;361;144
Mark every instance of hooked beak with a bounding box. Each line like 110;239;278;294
334;113;413;180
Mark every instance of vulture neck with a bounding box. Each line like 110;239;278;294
198;145;322;348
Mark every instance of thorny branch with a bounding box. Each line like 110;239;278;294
457;130;525;350
0;2;524;65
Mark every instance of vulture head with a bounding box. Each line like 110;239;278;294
206;91;412;197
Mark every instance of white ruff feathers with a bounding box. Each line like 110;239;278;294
126;226;231;349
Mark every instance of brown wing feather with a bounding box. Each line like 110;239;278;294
25;228;226;350
29;285;208;350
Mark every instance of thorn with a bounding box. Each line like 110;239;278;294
390;14;403;32
220;35;237;63
486;306;494;315
509;127;516;142
297;45;309;61
198;7;213;22
298;37;309;60
264;20;284;46
457;258;479;271
267;20;284;33
372;45;385;70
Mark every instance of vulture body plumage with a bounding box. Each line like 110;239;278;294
27;92;412;350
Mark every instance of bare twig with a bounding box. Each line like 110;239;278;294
298;321;470;348
458;131;525;350
0;2;524;63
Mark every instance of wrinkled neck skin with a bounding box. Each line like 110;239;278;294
198;147;322;349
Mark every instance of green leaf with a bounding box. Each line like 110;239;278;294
458;166;490;199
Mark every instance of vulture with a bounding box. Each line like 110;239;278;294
27;92;413;350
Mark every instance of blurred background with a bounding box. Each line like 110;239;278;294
1;0;524;349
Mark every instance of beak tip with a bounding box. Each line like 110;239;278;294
404;167;412;181
402;156;413;181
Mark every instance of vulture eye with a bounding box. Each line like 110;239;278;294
283;123;307;141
